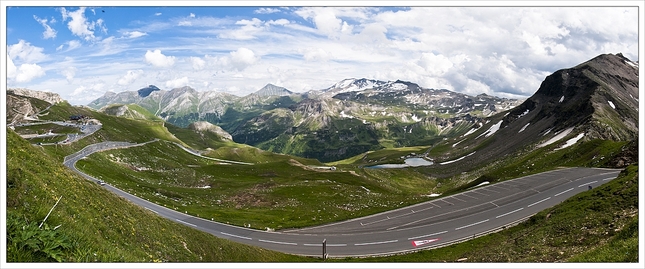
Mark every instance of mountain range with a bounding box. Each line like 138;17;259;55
88;78;523;161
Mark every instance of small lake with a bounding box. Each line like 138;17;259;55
367;157;434;169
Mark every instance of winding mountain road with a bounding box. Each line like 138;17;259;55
63;140;621;257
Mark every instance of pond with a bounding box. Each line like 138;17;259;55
367;157;434;169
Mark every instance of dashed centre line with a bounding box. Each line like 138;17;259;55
354;240;398;246
579;181;598;188
258;239;297;246
495;208;524;219
455;219;489;230
221;232;251;240
527;197;551;207
554;188;574;197
408;230;448;240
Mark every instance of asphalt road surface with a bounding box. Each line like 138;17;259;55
63;141;621;257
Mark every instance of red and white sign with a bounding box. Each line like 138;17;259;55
411;238;439;247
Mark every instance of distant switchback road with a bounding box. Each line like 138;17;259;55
63;141;621;257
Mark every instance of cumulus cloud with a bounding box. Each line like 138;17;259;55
8;40;47;62
60;7;107;41
165;77;190;88
145;49;176;67
33;15;57;39
14;63;46;83
155;12;162;16
229;47;258;71
7;55;17;79
118;69;144;85
190;57;206;70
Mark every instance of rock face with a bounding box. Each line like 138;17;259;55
506;53;638;141
188;121;233;141
8;88;63;104
441;53;639;173
137;85;161;98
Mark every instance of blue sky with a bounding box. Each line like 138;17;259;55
2;2;642;105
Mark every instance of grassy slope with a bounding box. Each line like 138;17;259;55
341;165;638;262
38;102;182;161
6;129;314;262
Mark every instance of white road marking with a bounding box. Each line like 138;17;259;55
448;196;466;202
579;181;598;187
354;240;398;246
471;189;491;196
429;202;441;208
554;188;574;197
175;219;196;227
258;239;297;246
408;230;448;240
455;219;489;230
303;243;347;247
221;232;251;240
527;197;551;207
460;193;479;199
495;208;524;219
602;177;613;181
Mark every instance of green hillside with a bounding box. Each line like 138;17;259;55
6;129;314;262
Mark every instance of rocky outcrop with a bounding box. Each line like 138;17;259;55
8;88;63;104
188;121;233;141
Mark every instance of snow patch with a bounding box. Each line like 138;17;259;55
475;181;489;187
453;139;466;147
462;127;478;137
476;120;503;139
340;110;354;119
389;83;407;90
556;133;585;150
519;123;530;133
411;114;422;122
608;100;615;109
425;193;442;197
537;127;574;148
439;151;476;165
629;94;638;102
559;96;565;103
625;60;638;69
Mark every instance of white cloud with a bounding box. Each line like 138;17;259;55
59;7;107;41
301;48;332;62
190;13;196;18
124;31;147;38
190;57;206;70
255;8;280;14
145;49;176;67
66;40;82;51
229;47;258;71
219;18;264;40
15;63;46;83
7;55;17;79
118;69;144;85
155;12;162;16
60;66;77;83
165;77;190;88
7;40;47;62
33;15;57;39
